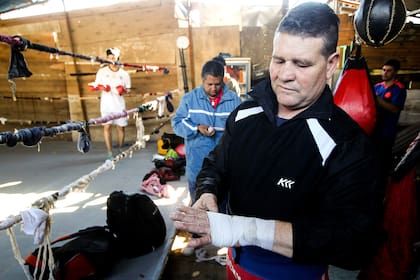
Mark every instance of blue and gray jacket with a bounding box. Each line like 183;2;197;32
172;85;242;182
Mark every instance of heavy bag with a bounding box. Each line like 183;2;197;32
106;191;166;257
333;45;376;135
354;0;406;47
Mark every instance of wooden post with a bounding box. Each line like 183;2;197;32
62;8;89;142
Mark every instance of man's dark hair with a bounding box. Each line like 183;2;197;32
276;2;339;57
201;60;224;80
383;59;401;72
212;55;226;66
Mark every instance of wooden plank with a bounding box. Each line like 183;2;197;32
190;25;240;87
0;99;69;121
0;20;61;35
62;3;176;44
0;79;67;98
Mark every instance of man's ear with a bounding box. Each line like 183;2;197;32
326;52;339;80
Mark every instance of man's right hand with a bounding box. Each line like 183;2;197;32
192;193;218;212
198;124;216;137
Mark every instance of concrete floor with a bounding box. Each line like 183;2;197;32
0;139;382;279
0;139;189;279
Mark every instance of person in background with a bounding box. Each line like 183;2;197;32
373;59;407;179
212;55;242;96
89;48;131;160
172;59;242;205
171;2;384;279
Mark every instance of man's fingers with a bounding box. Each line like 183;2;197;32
193;194;218;212
173;220;209;235
171;206;210;235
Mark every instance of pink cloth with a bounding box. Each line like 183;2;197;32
141;173;172;198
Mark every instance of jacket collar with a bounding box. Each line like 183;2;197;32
249;78;334;124
198;84;236;102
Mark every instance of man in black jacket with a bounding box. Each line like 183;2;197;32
171;2;384;279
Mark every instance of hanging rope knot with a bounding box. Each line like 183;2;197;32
11;35;29;52
32;196;55;213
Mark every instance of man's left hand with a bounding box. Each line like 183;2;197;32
171;205;212;248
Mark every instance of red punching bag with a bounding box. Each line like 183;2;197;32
354;0;406;47
333;45;376;135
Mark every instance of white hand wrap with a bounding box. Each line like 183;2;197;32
207;212;275;251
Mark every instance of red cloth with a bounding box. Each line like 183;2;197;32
226;248;263;280
209;89;223;108
359;168;418;279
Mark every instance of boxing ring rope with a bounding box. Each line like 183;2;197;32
0;87;179;230
0;34;171;76
0;107;149;230
0;89;177;228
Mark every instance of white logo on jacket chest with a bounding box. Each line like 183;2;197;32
276;178;295;189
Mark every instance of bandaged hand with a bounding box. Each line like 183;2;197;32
171;205;275;251
207;212;275;250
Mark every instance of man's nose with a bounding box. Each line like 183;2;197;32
277;64;295;81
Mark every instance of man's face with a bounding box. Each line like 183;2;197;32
381;65;397;82
107;53;118;62
269;33;338;118
203;75;223;97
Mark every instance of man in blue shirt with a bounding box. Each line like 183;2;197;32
373;59;407;181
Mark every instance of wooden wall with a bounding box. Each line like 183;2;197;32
0;1;181;142
0;2;419;144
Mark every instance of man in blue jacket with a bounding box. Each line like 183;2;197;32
172;2;384;279
172;60;242;204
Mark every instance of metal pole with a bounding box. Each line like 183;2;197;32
179;48;189;93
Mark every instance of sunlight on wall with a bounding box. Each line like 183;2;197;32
0;0;141;20
1;0;328;20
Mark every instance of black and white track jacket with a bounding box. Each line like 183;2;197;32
196;78;384;270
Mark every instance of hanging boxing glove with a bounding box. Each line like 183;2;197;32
116;85;126;95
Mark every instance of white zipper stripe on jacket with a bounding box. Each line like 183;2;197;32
189;109;231;117
235;106;264;122
306;118;336;166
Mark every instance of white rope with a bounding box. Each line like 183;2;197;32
7;227;32;280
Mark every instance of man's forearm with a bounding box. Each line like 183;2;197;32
207;212;294;258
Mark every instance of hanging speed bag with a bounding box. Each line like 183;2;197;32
333;54;376;135
354;0;406;47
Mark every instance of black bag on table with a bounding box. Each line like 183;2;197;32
25;226;118;280
106;191;166;258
